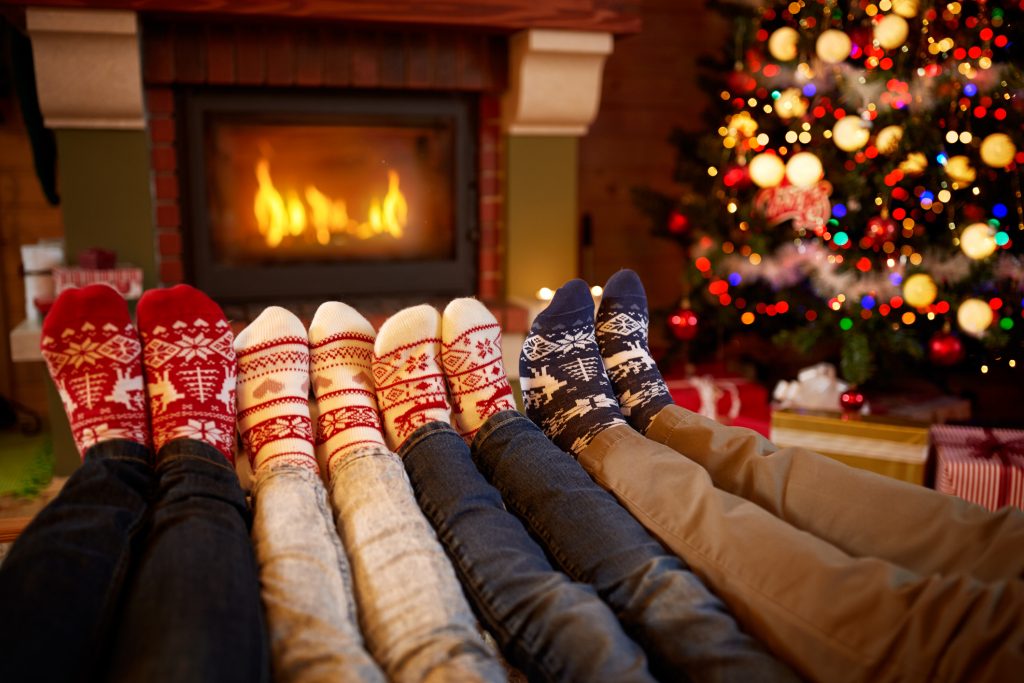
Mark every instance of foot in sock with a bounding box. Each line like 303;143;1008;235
441;298;517;442
309;302;386;474
234;307;319;475
41;285;149;455
520;279;625;455
136;285;237;462
596;269;674;433
373;305;451;451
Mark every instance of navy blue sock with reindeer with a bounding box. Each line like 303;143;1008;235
596;269;674;434
519;279;626;455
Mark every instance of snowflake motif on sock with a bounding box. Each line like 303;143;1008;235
316;405;381;444
171;419;228;443
242;415;314;455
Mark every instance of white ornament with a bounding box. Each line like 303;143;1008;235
874;14;909;50
960;223;997;260
979;133;1017;168
875;125;903;155
785;152;823;187
892;0;919;18
769;27;800;61
957;298;994;337
749;153;786;188
816;29;852;64
945;155;977;184
775;88;808;120
832;116;871;152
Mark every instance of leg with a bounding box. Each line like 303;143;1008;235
0;284;154;682
376;305;652;683
237;307;385;682
443;297;793;681
597;269;1024;581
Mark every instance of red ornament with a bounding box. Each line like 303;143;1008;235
668;210;689;234
840;387;865;412
928;331;965;366
668;307;699;341
722;165;750;189
865;216;897;248
961;204;985;222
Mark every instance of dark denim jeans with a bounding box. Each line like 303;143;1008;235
399;421;655;683
0;438;269;683
473;411;797;683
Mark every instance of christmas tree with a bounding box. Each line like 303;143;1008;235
640;0;1023;387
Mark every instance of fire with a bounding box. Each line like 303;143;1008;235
253;158;407;247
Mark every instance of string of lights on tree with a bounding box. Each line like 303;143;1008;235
640;0;1023;385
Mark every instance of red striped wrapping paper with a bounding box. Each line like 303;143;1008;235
54;267;144;300
931;425;1024;511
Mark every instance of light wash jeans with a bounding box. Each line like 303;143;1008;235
327;443;507;683
251;465;385;683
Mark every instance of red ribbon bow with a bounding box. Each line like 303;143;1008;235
966;430;1024;508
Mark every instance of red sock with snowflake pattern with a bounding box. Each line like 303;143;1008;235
373;305;452;451
136;285;237;463
309;302;386;476
40;285;149;457
234;306;319;476
441;298;517;442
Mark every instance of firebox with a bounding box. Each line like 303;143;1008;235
181;89;478;302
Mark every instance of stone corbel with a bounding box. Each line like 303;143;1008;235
26;8;145;129
502;29;613;136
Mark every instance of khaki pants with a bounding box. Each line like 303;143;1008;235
578;414;1024;683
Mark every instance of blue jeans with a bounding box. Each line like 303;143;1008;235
399;421;655;683
473;411;796;682
0;438;270;683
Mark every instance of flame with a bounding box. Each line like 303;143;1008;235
253;158;407;247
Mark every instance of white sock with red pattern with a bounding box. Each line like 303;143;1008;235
372;305;451;452
136;285;237;463
441;298;516;442
309;302;387;476
40;285;149;457
234;307;319;476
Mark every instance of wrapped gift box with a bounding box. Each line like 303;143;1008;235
931;425;1024;511
771;409;929;484
666;375;770;437
53;266;144;300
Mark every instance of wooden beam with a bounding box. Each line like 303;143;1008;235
6;0;641;34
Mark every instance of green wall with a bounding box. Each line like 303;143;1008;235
505;136;578;301
55;129;157;288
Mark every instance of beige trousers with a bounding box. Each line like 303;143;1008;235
578;418;1024;683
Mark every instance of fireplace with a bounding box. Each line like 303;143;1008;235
181;89;478;302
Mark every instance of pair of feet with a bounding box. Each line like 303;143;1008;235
41;285;237;462
520;270;673;455
233;298;516;478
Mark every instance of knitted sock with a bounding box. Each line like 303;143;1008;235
520;279;625;455
136;285;237;462
309;301;386;474
596;269;674;433
441;298;516;442
373;305;451;451
234;307;319;475
40;285;149;456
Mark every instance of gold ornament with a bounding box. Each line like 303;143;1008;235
728;111;759;138
785;152;823;187
832;116;871;152
979;133;1017;168
875;125;903;155
874;14;909;50
957;298;994;337
749;153;786;188
775;88;808;120
945;155;977;184
960;223;997;260
899;152;928;176
816;29;852;64
892;0;919;18
769;27;800;61
903;273;937;308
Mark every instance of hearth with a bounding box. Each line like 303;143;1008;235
181;89;478;302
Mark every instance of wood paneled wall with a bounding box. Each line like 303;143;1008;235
578;0;728;309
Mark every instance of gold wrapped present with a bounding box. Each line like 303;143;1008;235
771;409;930;484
